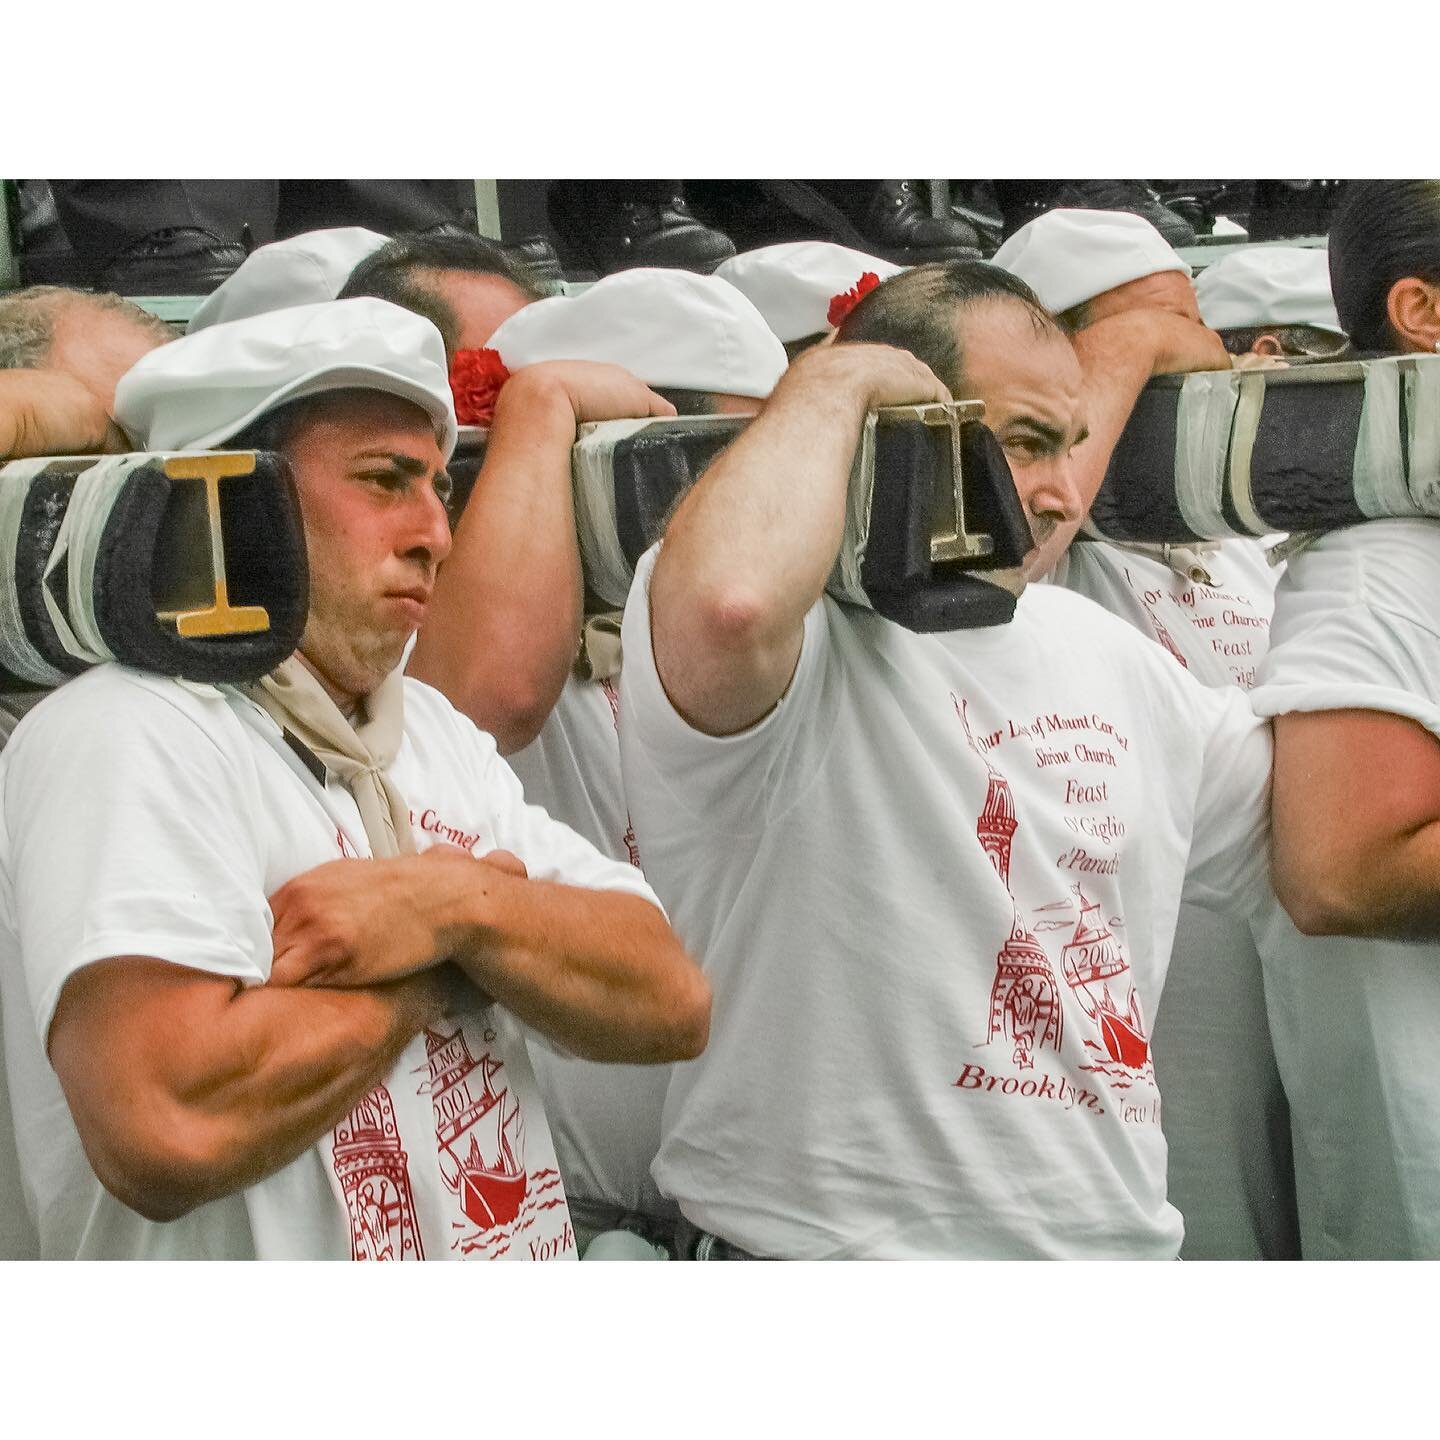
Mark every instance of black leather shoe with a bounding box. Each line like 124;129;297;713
99;226;247;295
573;192;736;276
500;233;567;287
1051;181;1197;247
863;180;983;263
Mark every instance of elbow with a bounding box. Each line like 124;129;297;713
83;1115;231;1224
661;964;712;1063
1273;859;1375;939
690;586;776;659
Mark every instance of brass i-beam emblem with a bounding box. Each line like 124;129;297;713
156;452;272;637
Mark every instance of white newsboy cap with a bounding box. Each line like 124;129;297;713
488;267;787;398
993;208;1191;315
715;241;903;342
1195;246;1344;335
116;297;458;457
187;227;388;333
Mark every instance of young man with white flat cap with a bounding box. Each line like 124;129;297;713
1195;246;1350;359
0;296;708;1260
409;268;785;1255
996;208;1299;1259
716;241;902;355
186;227;388;332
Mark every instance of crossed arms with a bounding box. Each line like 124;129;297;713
47;845;707;1223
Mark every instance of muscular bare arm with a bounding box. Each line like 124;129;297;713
1271;708;1440;938
408;362;674;754
267;848;710;1064
47;957;450;1223
649;343;950;736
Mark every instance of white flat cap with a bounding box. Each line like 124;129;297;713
187;227;388;332
488;267;787;398
116;297;458;458
1195;246;1344;335
992;208;1190;314
715;241;902;342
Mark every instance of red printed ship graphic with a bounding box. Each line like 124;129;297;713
331;1084;425;1261
1060;886;1149;1070
420;1025;528;1231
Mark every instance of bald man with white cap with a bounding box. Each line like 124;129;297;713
997;210;1300;1260
409;268;785;1256
0;297;707;1260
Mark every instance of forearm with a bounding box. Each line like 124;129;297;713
439;872;709;1063
52;960;447;1220
410;384;582;753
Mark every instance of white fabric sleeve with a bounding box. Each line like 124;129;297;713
617;543;835;835
1180;681;1273;918
1252;520;1440;736
2;672;273;1045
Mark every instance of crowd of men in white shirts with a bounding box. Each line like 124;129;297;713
3;178;1440;1261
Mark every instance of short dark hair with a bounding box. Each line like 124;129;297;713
1330;181;1440;351
337;230;548;351
1216;324;1351;360
224;387;438;456
835;260;1062;391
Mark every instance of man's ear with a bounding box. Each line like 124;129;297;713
1386;277;1440;352
1251;333;1286;358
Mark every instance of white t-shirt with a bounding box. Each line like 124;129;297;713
509;675;675;1218
620;546;1272;1259
1051;540;1278;692
1250;518;1440;1257
1053;538;1297;1259
0;666;659;1261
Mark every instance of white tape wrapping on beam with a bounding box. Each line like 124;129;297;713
1353;359;1422;519
1173;371;1243;540
0;460;70;687
1403;358;1440;513
825;413;876;609
1225;370;1271;537
572;419;654;609
41;454;148;665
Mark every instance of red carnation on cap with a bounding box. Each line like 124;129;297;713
827;271;882;328
449;347;511;426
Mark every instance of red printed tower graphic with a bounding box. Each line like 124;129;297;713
331;1084;425;1261
956;695;1064;1067
419;1024;529;1237
599;677;642;869
1061;885;1150;1071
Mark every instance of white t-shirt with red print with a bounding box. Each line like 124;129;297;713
1052;537;1298;1259
1051;540;1278;692
0;667;658;1260
510;674;677;1219
1250;518;1440;1258
619;545;1272;1259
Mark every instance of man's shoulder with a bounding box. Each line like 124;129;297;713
7;666;236;759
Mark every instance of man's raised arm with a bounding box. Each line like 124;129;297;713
1066;310;1231;524
408;361;673;754
648;343;950;736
